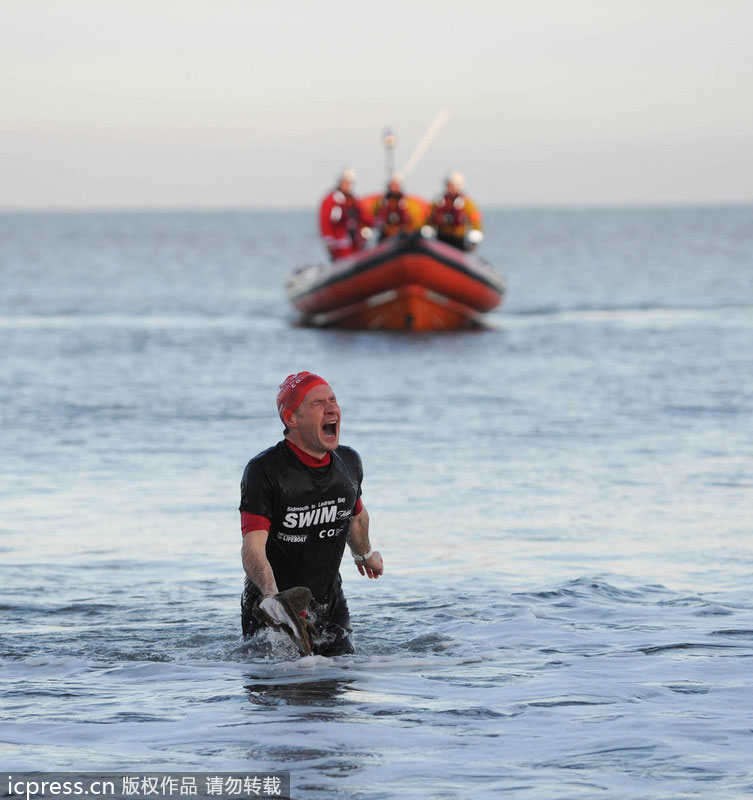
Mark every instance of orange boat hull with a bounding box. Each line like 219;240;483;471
287;234;505;332
303;284;486;331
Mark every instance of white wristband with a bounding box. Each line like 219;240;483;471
352;548;374;563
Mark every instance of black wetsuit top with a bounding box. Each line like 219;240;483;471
239;441;363;604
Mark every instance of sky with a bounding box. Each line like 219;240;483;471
2;0;753;210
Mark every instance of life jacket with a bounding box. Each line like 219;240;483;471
329;190;362;230
376;191;410;235
432;193;468;230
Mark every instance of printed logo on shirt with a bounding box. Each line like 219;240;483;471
282;499;350;529
277;532;307;543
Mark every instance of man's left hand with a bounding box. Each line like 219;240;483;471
356;551;383;579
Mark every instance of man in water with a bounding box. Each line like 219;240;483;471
239;372;384;656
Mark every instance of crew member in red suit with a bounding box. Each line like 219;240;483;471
428;172;483;251
319;169;370;260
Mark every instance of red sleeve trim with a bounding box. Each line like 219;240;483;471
354;497;364;516
241;512;271;536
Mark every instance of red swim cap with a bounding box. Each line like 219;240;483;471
276;372;329;424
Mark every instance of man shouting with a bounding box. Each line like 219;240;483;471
240;372;383;656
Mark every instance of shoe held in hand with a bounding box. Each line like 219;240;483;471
252;587;318;656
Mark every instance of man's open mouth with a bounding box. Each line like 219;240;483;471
322;421;337;437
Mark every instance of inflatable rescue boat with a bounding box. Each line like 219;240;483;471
286;232;505;332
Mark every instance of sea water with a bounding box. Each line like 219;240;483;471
1;207;752;799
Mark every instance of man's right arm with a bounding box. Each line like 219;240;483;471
242;530;314;652
241;530;278;597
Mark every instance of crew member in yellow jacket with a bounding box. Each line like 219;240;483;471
364;173;429;241
427;172;483;251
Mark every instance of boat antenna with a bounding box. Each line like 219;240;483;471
400;109;449;177
382;127;397;181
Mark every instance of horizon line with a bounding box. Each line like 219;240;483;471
1;199;752;215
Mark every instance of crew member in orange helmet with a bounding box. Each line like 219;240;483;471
428;172;483;251
319;169;370;260
372;172;412;241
